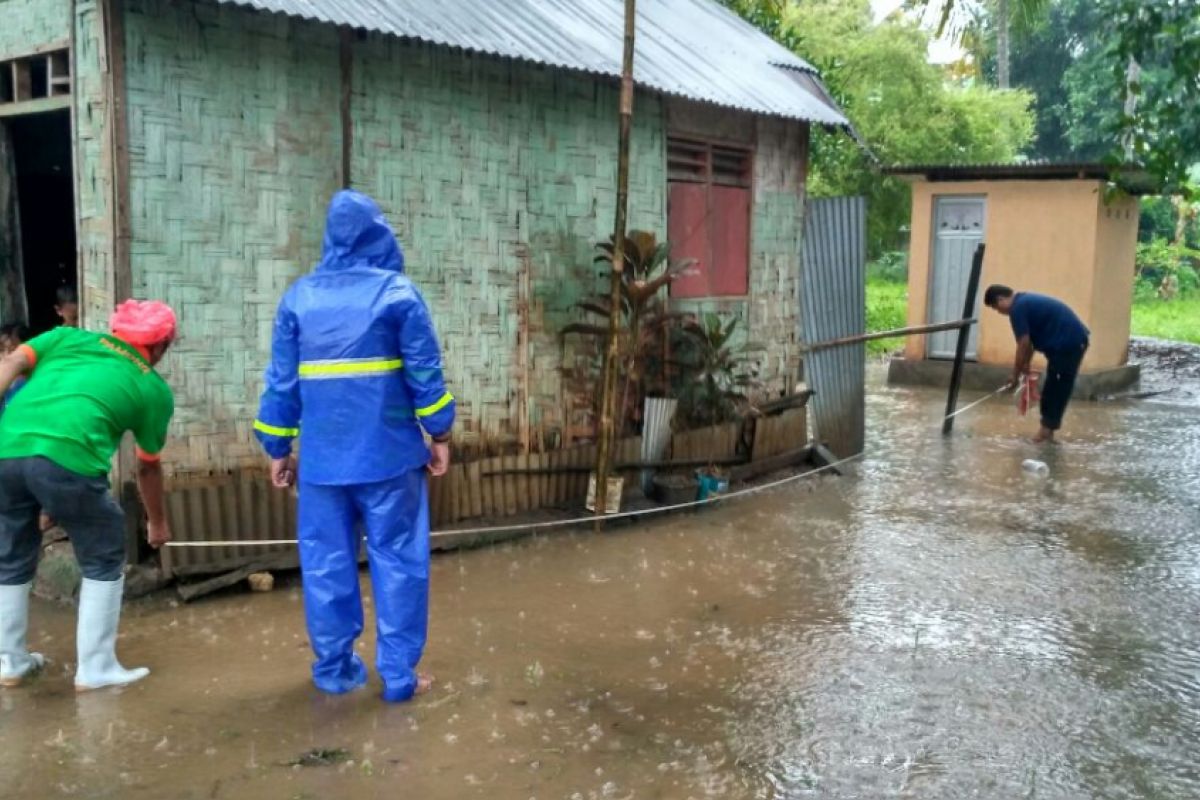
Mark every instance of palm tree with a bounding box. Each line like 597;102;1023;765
914;0;1049;89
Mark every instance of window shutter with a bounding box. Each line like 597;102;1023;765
666;138;752;298
667;138;708;183
709;186;751;296
668;182;710;299
711;145;752;187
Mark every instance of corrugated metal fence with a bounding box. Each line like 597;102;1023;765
800;196;866;458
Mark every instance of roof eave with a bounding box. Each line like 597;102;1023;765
208;0;852;128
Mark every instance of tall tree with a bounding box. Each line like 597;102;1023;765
980;0;1200;172
782;0;1035;254
1105;0;1200;194
982;0;1107;159
912;0;1050;89
724;0;1035;252
917;0;1200;192
995;0;1010;88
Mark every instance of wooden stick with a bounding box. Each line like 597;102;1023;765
943;244;987;435
803;318;977;353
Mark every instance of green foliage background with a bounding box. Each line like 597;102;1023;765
721;0;1198;343
754;0;1035;255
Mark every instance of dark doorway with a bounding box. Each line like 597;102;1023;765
2;109;76;334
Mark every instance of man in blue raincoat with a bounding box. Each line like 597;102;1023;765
254;190;454;702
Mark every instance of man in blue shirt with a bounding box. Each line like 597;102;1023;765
984;285;1090;443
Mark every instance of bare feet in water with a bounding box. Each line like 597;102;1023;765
414;673;435;696
1032;426;1055;444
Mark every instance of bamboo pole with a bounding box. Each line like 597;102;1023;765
594;0;637;518
943;244;986;435
802;318;977;353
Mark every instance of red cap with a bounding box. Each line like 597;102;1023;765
109;300;177;346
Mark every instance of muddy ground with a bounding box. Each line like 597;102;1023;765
1128;336;1200;406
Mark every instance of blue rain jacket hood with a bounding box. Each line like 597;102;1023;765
318;190;406;275
254;189;456;485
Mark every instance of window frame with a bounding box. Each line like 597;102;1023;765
666;134;754;299
0;48;71;107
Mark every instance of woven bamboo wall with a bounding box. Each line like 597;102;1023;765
122;0;342;476
74;0;119;331
0;0;68;60
750;117;810;391
352;35;667;454
115;1;808;479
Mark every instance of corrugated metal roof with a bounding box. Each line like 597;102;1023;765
885;161;1159;194
888;160;1156;183
208;0;850;127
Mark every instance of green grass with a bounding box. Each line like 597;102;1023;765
865;276;908;356
1131;296;1200;344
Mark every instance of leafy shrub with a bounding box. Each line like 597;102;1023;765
1136;237;1200;300
670;314;763;428
1139;197;1179;244
867;251;909;284
1133;276;1160;304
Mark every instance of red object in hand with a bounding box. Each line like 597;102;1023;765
1017;373;1041;416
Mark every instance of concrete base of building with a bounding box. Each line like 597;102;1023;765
887;358;1141;400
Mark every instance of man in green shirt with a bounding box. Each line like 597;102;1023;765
0;300;176;691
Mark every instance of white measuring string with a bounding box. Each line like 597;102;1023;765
942;383;1011;422
164;450;866;548
166;382;1016;550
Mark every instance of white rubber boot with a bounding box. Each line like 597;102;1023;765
0;582;45;687
75;577;149;691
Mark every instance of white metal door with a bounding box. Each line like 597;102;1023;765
928;197;985;359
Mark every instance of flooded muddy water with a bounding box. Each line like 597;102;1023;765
3;380;1200;799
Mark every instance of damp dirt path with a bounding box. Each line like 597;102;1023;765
3;379;1199;799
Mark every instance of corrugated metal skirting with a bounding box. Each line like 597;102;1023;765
800;196;866;458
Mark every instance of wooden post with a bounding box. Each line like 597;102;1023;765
103;0;132;305
593;0;636;518
942;243;985;435
339;28;353;188
99;0;141;561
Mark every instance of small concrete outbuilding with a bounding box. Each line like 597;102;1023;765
884;162;1155;397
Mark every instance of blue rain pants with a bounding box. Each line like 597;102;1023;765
298;469;430;702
